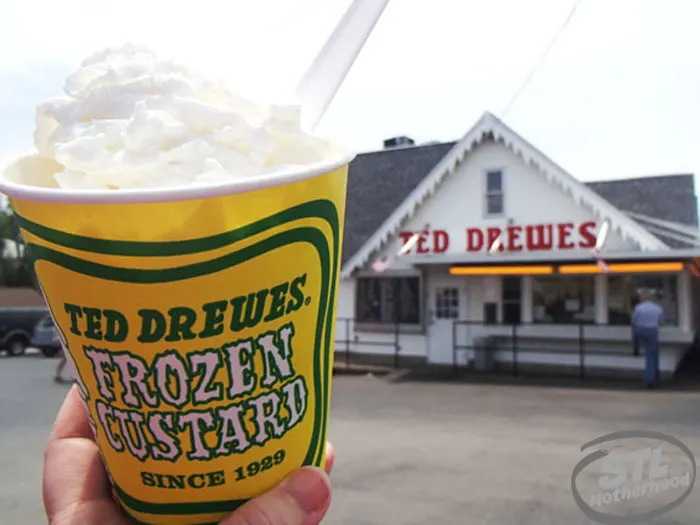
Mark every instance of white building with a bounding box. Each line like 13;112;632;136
335;112;700;377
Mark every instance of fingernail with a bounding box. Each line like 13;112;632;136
280;467;330;513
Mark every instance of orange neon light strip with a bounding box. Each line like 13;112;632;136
449;265;555;276
558;262;685;275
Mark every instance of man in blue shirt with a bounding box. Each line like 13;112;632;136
631;293;664;388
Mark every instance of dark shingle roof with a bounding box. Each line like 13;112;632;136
343;142;456;264
585;174;698;226
585;175;698;248
343;144;698;264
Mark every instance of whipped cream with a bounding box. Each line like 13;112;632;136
32;43;341;189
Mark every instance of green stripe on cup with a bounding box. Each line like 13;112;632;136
22;200;341;468
115;482;245;520
15;199;338;256
28;218;339;513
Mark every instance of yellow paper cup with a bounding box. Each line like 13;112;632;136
0;152;353;525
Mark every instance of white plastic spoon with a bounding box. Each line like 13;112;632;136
294;0;391;132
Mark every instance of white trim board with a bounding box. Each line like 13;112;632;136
406;248;700;266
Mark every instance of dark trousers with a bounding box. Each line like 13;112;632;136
634;326;659;386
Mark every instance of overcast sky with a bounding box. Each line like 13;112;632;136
1;0;699;197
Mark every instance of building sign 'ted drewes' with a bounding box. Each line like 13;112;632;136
399;221;597;254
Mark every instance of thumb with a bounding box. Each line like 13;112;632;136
220;467;332;525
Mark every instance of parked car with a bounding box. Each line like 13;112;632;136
0;307;50;356
31;314;61;358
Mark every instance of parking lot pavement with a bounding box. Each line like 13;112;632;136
1;355;699;525
0;354;69;525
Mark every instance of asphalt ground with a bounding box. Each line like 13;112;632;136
2;353;699;525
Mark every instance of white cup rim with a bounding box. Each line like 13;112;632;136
0;152;356;204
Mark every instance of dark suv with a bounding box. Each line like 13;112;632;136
0;307;50;356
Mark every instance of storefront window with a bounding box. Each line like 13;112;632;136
608;275;678;326
434;287;459;319
356;277;421;325
532;276;595;324
502;276;522;324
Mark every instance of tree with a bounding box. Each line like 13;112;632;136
0;206;36;288
0;210;9;257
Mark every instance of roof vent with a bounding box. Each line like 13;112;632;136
383;136;415;149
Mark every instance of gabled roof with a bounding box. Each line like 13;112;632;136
343;141;455;267
587;174;698;248
587;174;698;226
341;112;674;277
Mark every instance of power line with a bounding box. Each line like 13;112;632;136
500;0;584;118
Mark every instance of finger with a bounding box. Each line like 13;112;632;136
324;442;335;475
43;438;125;525
220;467;331;525
43;386;122;522
50;385;93;441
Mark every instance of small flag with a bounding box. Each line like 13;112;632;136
591;220;612;271
372;257;391;273
592;250;610;272
369;225;429;273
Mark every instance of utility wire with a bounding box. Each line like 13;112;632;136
500;0;583;118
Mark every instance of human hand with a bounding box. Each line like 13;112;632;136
44;385;334;525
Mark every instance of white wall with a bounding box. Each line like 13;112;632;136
336;278;355;320
335;140;693;374
370;141;637;264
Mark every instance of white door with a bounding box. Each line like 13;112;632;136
428;281;462;365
